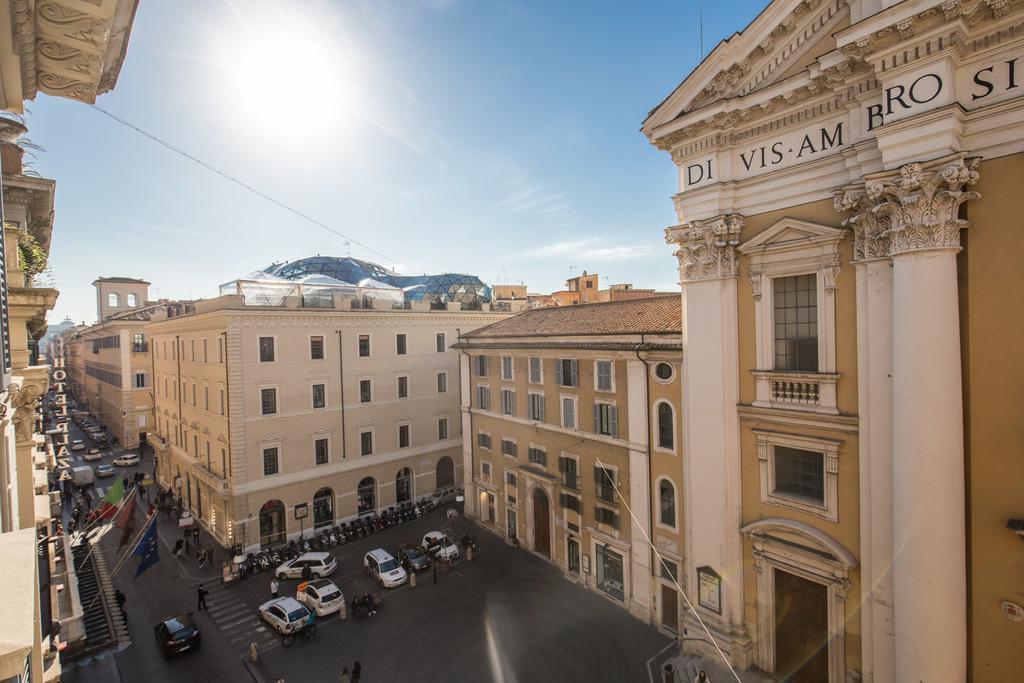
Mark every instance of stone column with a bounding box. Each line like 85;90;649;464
665;214;751;666
865;156;978;682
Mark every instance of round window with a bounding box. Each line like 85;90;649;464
654;363;674;381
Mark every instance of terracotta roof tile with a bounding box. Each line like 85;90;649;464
464;295;681;338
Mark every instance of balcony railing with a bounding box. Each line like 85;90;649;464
751;370;839;415
191;461;229;496
596;484;617;504
131;342;148;353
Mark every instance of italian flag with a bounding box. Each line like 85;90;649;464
97;479;125;520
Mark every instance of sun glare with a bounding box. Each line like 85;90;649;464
213;9;356;142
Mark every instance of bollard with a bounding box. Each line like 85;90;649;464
661;662;673;683
467;546;474;562
409;571;416;588
249;642;258;662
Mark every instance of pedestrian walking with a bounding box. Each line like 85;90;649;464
271;577;279;598
198;547;206;569
694;671;709;683
183;529;190;553
301;563;312;582
351;660;362;682
196;584;208;611
173;539;184;557
338;668;351;683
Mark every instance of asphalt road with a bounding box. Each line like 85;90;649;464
53;402;671;683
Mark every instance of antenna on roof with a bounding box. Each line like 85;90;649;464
699;3;705;59
343;241;351;257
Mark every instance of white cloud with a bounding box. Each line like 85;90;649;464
526;238;655;261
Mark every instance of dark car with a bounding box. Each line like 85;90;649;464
396;543;431;572
154;613;200;656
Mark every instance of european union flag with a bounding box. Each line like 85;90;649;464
133;515;159;579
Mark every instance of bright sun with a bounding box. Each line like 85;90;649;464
214;9;356;142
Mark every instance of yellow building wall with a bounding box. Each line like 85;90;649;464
961;152;1024;681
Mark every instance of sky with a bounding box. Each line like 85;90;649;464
25;0;768;325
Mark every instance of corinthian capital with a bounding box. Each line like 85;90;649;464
834;156;980;259
665;213;744;282
867;156;980;256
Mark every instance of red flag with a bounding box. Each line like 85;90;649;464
117;496;138;548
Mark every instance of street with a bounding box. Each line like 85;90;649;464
55;410;671;683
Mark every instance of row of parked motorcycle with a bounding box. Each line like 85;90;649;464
234;499;439;578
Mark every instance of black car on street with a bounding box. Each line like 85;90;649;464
154;613;201;656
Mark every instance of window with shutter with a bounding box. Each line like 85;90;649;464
595;466;616;502
528;393;544;421
529;357;542;384
594;402;618;437
596;360;614;391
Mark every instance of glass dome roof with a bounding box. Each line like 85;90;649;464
261;256;492;307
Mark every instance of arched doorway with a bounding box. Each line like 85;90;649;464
436;456;454;489
313;488;334;529
259;499;285;546
396;468;413;503
532;488;550;556
357;477;376;515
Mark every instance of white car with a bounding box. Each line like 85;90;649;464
112;453;140;466
70;440;86;451
258;597;311;635
295;579;345;617
422;531;459;561
83;448;103;462
275;552;337;580
364;549;408;588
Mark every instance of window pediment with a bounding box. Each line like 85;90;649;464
741;517;856;569
739;217;845;255
259;433;283;444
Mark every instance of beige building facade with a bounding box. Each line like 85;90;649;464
643;0;1024;681
146;294;506;553
457;297;687;631
65;278;156;449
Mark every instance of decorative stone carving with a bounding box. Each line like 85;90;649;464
748;269;763;299
8;382;42;442
835;157;980;257
985;0;1010;18
665;214;744;283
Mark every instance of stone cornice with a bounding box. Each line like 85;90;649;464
665;213;745;282
833;154;981;258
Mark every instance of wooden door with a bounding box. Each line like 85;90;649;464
774;569;829;683
532;489;550;556
661;584;678;632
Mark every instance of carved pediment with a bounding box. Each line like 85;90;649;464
742;517;857;568
259;433;283;444
739;217;845;254
644;0;852;137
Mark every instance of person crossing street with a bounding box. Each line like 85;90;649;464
196;584;208;611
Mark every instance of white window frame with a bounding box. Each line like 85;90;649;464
653;399;677;454
528;357;543;384
107;292;119;308
436;371;448;394
358;376;373;404
435;331;447;353
527;443;547;467
477;429;492;451
501;356;514;381
133;371;147;389
257;335;278;363
359;429;375;456
261;441;282;477
437;417;449;441
655;475;679;531
476;355;488;377
396;333;408;356
397;421;412;449
500;436;517;458
594;359;615;393
397;373;410;400
312;434;331;466
309;334;326;360
755;429;840;523
651;361;676;385
258;384;279;416
500;387;516;416
126;293;137;307
480;460;492;483
594;399;618;438
739;218;843;414
357;333;372;358
476;384;491;411
527;390;545;422
311;381;328;410
560;394;577;430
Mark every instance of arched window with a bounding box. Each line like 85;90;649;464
259;499;285;545
357;477;376;515
313;488;333;529
107;292;120;308
126;293;138;307
659;479;676;528
396;468;413;503
436;456;455;488
657;402;674;450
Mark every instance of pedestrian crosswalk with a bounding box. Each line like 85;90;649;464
201;582;280;656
